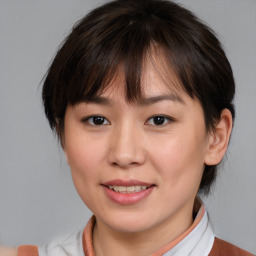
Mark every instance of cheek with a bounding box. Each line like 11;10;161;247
149;134;206;187
64;134;106;192
65;133;104;169
64;137;106;209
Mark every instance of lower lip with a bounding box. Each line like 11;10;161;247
103;186;154;205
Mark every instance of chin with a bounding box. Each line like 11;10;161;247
97;210;160;234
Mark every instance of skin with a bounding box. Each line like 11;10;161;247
63;60;232;256
0;247;17;256
0;59;232;256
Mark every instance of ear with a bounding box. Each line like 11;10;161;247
204;109;233;165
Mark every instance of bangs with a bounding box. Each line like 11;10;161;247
68;42;183;105
66;17;152;104
56;14;185;110
43;0;234;133
42;1;196;129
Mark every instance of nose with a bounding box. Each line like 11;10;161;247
107;123;146;168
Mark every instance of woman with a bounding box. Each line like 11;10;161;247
1;0;254;255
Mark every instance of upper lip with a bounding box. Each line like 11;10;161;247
102;179;154;187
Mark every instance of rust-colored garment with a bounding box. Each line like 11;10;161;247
17;208;255;256
209;237;255;256
17;245;39;256
83;216;255;256
17;233;255;256
17;239;255;256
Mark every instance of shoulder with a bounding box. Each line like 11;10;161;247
0;246;17;256
4;229;84;256
209;237;255;256
38;229;84;256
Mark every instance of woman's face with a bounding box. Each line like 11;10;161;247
63;62;212;236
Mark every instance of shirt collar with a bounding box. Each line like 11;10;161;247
82;198;214;256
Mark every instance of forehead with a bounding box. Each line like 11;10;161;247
96;53;186;103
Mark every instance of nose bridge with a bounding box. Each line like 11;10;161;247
108;118;145;168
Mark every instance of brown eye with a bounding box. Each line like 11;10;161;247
146;115;173;126
83;116;110;126
152;116;165;125
92;116;105;125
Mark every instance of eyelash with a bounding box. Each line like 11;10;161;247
82;116;110;126
145;115;174;126
81;115;174;127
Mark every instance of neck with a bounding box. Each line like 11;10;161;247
92;204;194;256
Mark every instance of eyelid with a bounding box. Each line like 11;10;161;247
145;115;175;126
81;115;110;126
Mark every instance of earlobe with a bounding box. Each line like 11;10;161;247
204;109;233;165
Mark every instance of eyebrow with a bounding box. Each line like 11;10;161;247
138;94;184;106
82;96;112;105
82;93;184;106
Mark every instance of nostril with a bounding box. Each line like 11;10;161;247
111;160;142;168
107;138;146;167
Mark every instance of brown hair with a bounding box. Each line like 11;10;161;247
42;0;235;194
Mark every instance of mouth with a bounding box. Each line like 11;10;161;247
102;179;155;193
102;179;155;205
106;185;150;193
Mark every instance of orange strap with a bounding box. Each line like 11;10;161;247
17;245;39;256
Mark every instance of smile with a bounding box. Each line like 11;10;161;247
107;185;149;193
102;180;155;205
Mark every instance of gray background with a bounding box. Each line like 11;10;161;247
0;0;255;254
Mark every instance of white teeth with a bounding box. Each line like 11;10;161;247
108;185;148;193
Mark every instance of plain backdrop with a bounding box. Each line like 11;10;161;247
0;0;255;254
